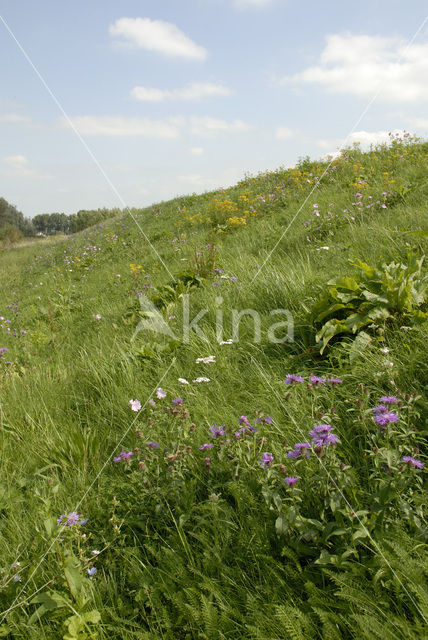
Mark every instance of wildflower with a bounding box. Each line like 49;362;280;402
156;388;166;399
260;452;274;468
196;356;216;364
146;441;160;448
287;442;311;459
310;376;326;386
402;456;424;469
0;348;8;356
255;415;273;424
148;399;156;407
309;425;339;448
193;377;210;383
239;415;251;426
380;347;390;354
12;575;21;582
178;377;189;384
93;314;102;320
172;397;183;405
220;339;233;345
213;282;220;286
199;443;214;450
210;424;225;438
372;405;399;425
91;550;100;555
327;377;343;385
87;567;97;576
285;476;299;485
113;450;134;462
129;399;141;412
57;512;81;526
379;395;400;404
230;276;238;282
284;374;304;385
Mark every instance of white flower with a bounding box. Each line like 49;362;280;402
193;377;210;383
220;339;233;345
195;356;216;364
156;387;167;399
91;550;101;555
178;378;189;384
129;399;141;412
380;347;389;354
316;246;330;250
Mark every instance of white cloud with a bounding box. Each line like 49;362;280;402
109;17;207;60
234;0;274;8
0;113;32;124
275;126;294;140
188;116;251;136
131;82;232;102
190;147;204;156
2;154;29;170
317;129;407;154
62;115;181;138
283;33;428;103
61;115;252;139
1;154;51;179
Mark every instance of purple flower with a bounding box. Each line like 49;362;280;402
172;397;183;405
327;377;343;385
402;456;424;469
57;512;81;527
199;443;214;450
239;415;251;426
309;425;339;448
379;395;400;404
87;567;97;576
284;374;305;385
372;406;399;425
230;276;238;282
287;442;311;459
156;388;166;399
285;476;298;485
260;452;274;469
113;450;134;462
310;376;326;386
210;424;225;438
0;348;8;356
146;441;160;448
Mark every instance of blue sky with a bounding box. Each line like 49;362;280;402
1;0;427;217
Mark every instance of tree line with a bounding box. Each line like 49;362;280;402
0;197;121;243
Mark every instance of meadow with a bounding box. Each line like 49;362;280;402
0;134;427;639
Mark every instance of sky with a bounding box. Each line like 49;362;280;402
0;0;428;217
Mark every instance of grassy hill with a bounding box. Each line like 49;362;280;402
0;135;427;639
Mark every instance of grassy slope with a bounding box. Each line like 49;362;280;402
0;139;427;639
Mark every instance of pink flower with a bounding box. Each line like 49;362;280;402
156;388;167;399
129;399;141;412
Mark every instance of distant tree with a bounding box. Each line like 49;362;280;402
0;198;34;236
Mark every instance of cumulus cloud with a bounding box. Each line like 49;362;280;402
61;115;252;138
0;113;32;124
275;126;294;140
109;17;207;60
131;82;232;102
1;154;50;178
317;129;407;154
283;33;428;103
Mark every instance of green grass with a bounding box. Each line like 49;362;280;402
0;137;427;639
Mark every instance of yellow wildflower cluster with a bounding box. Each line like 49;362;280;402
130;263;144;274
226;216;247;226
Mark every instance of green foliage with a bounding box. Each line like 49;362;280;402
312;253;427;353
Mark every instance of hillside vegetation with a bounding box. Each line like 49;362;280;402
0;135;427;639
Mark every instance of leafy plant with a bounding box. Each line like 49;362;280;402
312;253;427;353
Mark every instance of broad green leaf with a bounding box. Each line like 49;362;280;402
328;276;360;291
